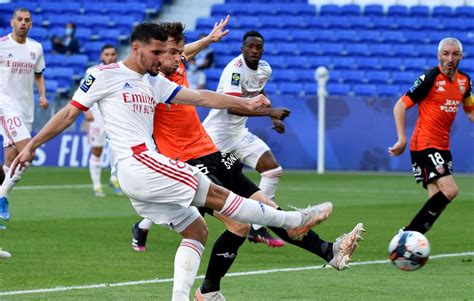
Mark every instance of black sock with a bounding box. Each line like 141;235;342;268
405;191;451;234
201;230;245;293
268;208;333;262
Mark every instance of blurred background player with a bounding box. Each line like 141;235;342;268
389;37;473;235
202;30;290;240
0;8;48;222
83;44;123;197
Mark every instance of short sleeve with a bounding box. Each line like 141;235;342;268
71;69;108;111
35;44;45;73
148;74;182;104
404;67;438;104
463;80;473;112
221;63;243;96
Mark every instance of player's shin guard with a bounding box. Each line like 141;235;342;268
218;192;301;229
0;164;27;198
259;166;282;201
201;230;245;293
88;154;102;190
405;191;450;234
172;239;204;301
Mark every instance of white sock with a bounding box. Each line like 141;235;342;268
88;154;102;190
259;166;282;201
138;218;153;230
219;192;301;229
172;239;204;301
0;164;27;198
252;224;263;231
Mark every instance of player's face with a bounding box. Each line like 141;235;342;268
438;42;463;76
137;39;167;76
242;36;264;67
101;48;117;65
160;38;184;76
10;11;32;38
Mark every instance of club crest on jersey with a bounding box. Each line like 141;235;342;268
80;74;96;93
231;73;240;86
30;52;36;60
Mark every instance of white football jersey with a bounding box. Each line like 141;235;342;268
84;65;103;124
202;54;271;134
71;62;181;161
0;33;45;123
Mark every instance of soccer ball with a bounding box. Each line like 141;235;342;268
388;231;430;271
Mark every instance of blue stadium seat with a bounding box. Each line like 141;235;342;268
371;17;396;30
238;16;263;29
39;2;65;14
369;44;393;56
29;27;48;41
461;58;474;73
353;84;377;96
286;56;310;69
273;70;298;83
259;16;285;29
225;29;245;42
281;83;304;96
356;57;379;71
376;84;402;96
45;80;59;93
379;58;403;71
442;18;472;31
264;55;287;69
98;29;120;44
396;17;419;30
432;6;453;18
415;44;436;58
404;31;428;44
418;18;443;31
264;82;279;95
341;4;360;16
309;29;336;42
392;44;417;57
380;31;405;43
64;54;89;76
347;16;372;29
211;4;234;16
427;32;452;44
403;58;427;72
82;3;105;15
105;2;146;20
332;57;356;70
111;15;137;36
42;41;52;53
335;30;359;43
391;71;416;85
82;41;105;59
282;16;306;29
363;5;384;17
410;5;429;18
296;69;316;82
324;16;351;29
302;83;317;95
214;55;235;68
327;83;350;95
260;29;292;42
387;5;409;17
365;71;390;84
232;3;256;16
282;4;316;16
196;18;215;31
343;70;365;84
206;80;219;91
454;6;474;18
75;27;92;45
320;43;344;56
49;67;74;91
307;56;332;69
291;30;317;42
62;2;82;14
319;4;341;16
357;30;381;43
212;43;237;55
46;54;67;68
48;15;70;27
204;68;222;82
345;43;369;56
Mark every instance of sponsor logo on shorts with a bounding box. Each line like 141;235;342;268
429;172;437;179
231;73;240;86
80;74;96;93
436;164;445;174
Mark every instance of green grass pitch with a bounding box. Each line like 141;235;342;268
0;167;472;300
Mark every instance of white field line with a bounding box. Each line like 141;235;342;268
14;183;474;196
1;251;472;296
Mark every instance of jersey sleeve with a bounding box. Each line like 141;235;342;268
150;74;182;104
404;67;438;106
34;44;45;73
70;69;108;111
260;60;272;80
463;79;474;112
220;63;243;96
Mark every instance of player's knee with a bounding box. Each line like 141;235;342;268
260;166;283;179
443;186;458;201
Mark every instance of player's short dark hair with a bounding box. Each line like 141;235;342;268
12;8;31;19
101;44;116;53
243;30;264;44
163;22;186;44
130;22;168;45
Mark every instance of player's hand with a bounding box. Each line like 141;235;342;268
207;15;230;42
10;146;34;177
270;107;290;120
39;96;49;109
272;119;285;134
248;94;271;110
388;139;407;157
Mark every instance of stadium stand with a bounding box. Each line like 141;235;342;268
192;1;474;97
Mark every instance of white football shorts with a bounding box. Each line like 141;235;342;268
210;129;270;169
0;113;32;147
117;149;210;233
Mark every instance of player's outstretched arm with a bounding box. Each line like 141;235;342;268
173;87;269;111
11;104;82;172
389;98;408;157
183;15;230;61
